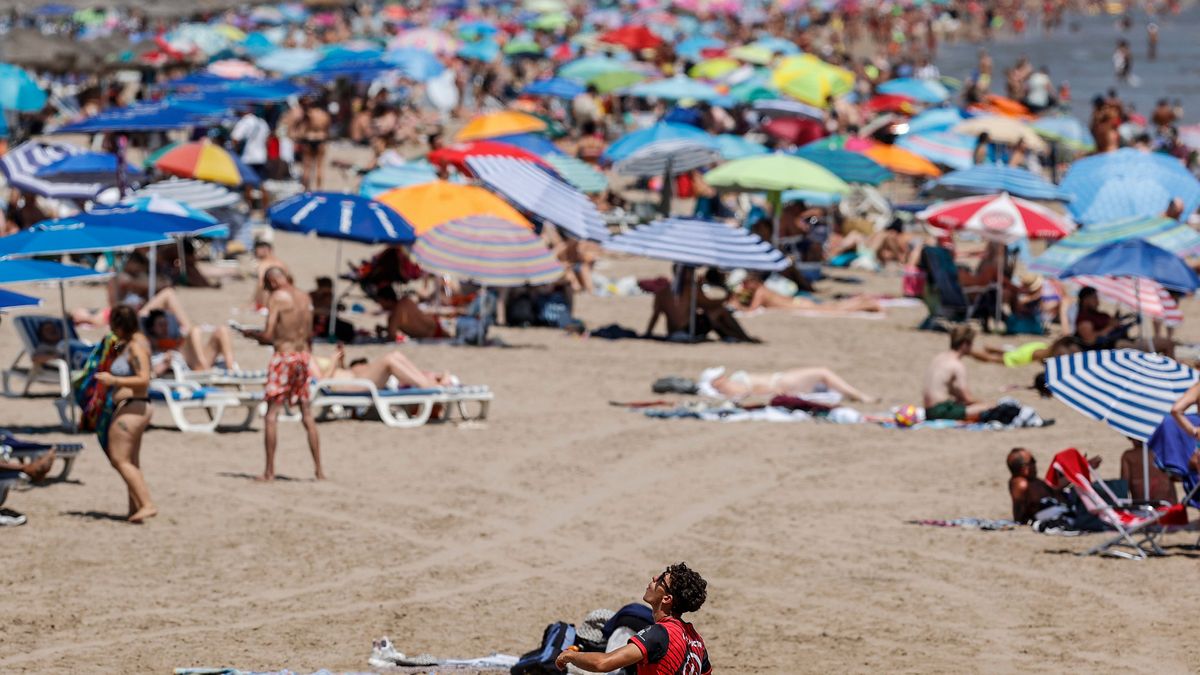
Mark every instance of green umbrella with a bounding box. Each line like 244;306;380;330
545;154;608;194
504;39;543;56
589;70;645;94
529;12;571;31
704;153;850;243
559;56;627;82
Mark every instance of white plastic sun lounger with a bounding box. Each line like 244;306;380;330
308;379;493;428
2;315;92;399
148;380;260;433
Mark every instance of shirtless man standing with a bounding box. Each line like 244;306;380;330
922;324;991;421
241;267;324;481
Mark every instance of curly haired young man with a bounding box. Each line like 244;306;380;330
556;562;711;675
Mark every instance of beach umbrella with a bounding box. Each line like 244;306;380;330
1060;148;1200;225
133;178;240;211
358;163;442;198
752;98;823;121
91;195;219;226
793;147;893;185
625;76;721;102
771;54;854;106
381;48;446;81
557;55;628;81
602;122;717;164
375;181;533;235
752;36;800;55
953;116;1048;153
488;132;564;157
878;77;950;103
801;134;874;152
269;192;415;339
703;153;850;243
896;131;975;171
714;134;770;160
413;215;563;343
1059;239;1199;294
1030;216;1200;278
0;141;105;200
728;73;778;103
728;44;774;66
904;107;966;134
390;28;460;56
457;39;500;63
0;288;41;311
522;77;585;99
466;156;609;241
0;63;47;112
689;58;740;80
864;94;919;115
34;151;143;184
1032;116;1096;153
597;25;663;51
1046;349;1198;498
542;155;608;193
614;139;722;179
503;39;544;57
589;70;647;94
206;59;264;80
52;98;231;134
153;140;260;187
1071;276;1183;323
428;141;552;175
861;144;942;177
919;193;1074;242
455;111;547;142
762;117;825;146
676;35;724;61
928;164;1073;201
255;47;320;75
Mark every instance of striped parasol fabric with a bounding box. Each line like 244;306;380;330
466;156;609;241
613;139;722;177
603;218;789;271
918;192;1074;242
1045;349;1198;442
927;164;1072;201
1028;216;1200;277
133;179;241;210
412;216;563;287
1071;275;1183;324
543;155;608;194
0;141;102;200
897;131;974;171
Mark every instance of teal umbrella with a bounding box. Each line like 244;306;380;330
544;155;608;193
0;64;47;112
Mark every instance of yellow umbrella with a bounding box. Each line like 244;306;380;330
213;24;247;42
455;110;548;141
771;54;854;106
375;181;534;235
728;44;774;65
688;57;740;80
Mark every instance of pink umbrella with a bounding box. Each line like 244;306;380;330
918;192;1074;242
390;28;460;56
1072;275;1183;324
206;59;265;80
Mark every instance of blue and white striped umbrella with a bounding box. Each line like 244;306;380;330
269;192;414;244
905;107;965;135
614;139;722;177
132;178;240;210
1060;148;1200;225
927;164;1072;201
0;141;100;200
1045;349;1199;442
603;218;788;271
466;156;609;241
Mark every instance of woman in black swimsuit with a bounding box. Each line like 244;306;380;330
94;306;157;523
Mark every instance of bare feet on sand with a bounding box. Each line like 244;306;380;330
315;470;326;480
128;504;157;523
22;449;56;482
255;473;275;482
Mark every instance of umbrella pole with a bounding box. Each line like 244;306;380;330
660;157;673;216
1142;442;1151;502
688;268;697;342
59;280;76;431
148;245;157;300
995;246;1004;331
328;241;342;341
1136;277;1152;352
176;238;187;286
769;190;782;248
478;284;487;346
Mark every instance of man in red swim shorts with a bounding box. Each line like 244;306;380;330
241;267;324;481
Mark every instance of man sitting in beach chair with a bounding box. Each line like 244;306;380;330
1074;287;1174;356
1008;447;1106;526
2;316;92;399
917;245;998;331
143;309;240;376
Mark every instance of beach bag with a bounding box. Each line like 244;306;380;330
536;292;571;327
506;292;537;327
510;622;576;675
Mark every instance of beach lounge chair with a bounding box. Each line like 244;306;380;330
2;315;92;398
917;246;998;332
309;379;493;428
148;379;260;433
1048;448;1181;560
0;432;84;481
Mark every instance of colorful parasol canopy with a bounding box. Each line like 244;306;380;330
375;181;533;235
703;153;849;194
953;115;1048;153
770;54;854;106
861;143;942;177
389;27;460;56
412;215;563;288
455;110;548;142
918;193;1074;242
428;141;553;175
1029;215;1200;277
153;140;259;187
597;25;664;51
1071;275;1183;323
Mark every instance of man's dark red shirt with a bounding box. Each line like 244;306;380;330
628;616;711;675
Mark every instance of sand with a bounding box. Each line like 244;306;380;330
3;144;1200;673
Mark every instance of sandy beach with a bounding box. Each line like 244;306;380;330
3;184;1200;672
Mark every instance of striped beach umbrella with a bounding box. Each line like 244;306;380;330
918;193;1074;242
466;156;609;241
153;140;260;187
412;215;563;287
905;108;966;135
1029;216;1200;277
603;123;716;164
614;139;722;177
0;141;101;200
793;147;893;185
603;217;788;271
1045;349;1198;443
428;141;552;175
132;178;240;210
927;164;1072;201
897;131;974;171
543;155;608;194
1061;148;1200;225
1071;276;1183;323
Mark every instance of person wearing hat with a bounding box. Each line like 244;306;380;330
555;563;711;675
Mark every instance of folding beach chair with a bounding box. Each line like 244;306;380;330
0;431;84;481
1047;448;1182;560
1147;413;1200;542
917;246;998;332
2;315;92;398
148;380;259;433
309;379;493;428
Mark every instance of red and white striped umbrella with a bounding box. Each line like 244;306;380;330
1072;275;1183;325
918;192;1075;242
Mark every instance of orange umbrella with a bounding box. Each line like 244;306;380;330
375;181;533;235
454;110;547;142
862;143;942;177
971;94;1034;120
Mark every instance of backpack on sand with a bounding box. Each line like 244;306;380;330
511;622;576;675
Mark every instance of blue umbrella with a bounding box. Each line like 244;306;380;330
0;288;42;311
714;134;770;160
92;195;218;224
0;141;104;200
1060;148;1200;225
522;77;586;99
1029;216;1200;278
928;164;1073;201
381;48;446;81
34;152;144;184
53;99;230;134
0;259;109;284
625;76;720;102
359;163;441;198
793;147;894;185
1059;239;1200;293
603;122;717;164
897;131;975;171
489;132;564;156
255;48;320;75
0;64;47;112
1032;115;1095;151
458;39;500;62
878;77;950;103
677;36;724;61
751;36;800;55
904;107;966;135
269;192;414;337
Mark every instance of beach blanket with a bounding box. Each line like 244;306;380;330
909;518;1022;531
368;637;517;670
72;333;119;452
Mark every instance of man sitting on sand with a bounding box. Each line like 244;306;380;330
644;267;758;342
1007;448;1063;523
922;325;991;421
556;562;711;675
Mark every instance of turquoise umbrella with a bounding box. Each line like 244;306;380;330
544;155;608;194
0;64;46;112
625;76;720;102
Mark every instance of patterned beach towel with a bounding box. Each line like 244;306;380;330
72;334;119;452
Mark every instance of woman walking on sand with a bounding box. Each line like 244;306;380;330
77;306;157;523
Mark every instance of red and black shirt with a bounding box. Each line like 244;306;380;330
628;616;711;675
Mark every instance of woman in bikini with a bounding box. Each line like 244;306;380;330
315;344;456;390
698;366;878;403
94;305;157;523
729;273;881;313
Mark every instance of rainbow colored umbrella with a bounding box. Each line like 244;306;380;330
413;215;562;287
153;140;259;187
455;111;547;142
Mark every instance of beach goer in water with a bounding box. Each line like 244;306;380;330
94;306;157;523
922;325;991;421
556;563;711;675
1113;39;1132;82
728;273;881;313
1007;448;1065;523
240;268;324;482
699;366;878;403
